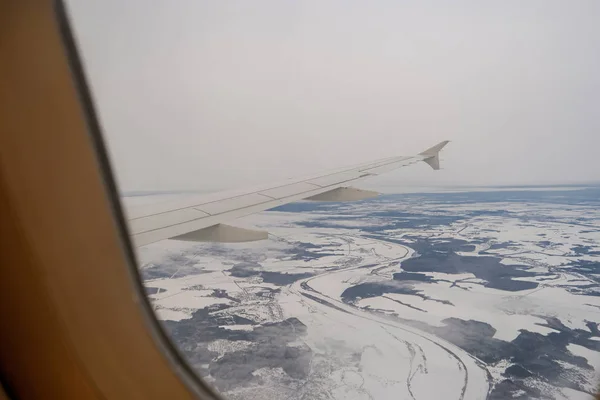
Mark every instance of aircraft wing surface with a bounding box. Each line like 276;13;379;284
126;141;449;247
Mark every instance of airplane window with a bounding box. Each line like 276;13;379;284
64;1;600;399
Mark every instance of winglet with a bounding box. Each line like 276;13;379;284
419;140;450;170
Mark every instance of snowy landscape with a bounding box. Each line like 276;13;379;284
129;186;600;400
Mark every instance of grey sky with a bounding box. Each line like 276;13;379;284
67;1;600;193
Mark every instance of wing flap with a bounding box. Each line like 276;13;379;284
195;192;270;215
128;208;209;235
258;182;319;199
306;170;367;187
306;187;379;202
359;156;420;175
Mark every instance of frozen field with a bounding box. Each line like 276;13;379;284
128;186;600;399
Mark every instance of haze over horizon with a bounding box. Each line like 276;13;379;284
67;1;600;193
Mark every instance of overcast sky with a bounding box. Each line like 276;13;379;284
66;1;600;193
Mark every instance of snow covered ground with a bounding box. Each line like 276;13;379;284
126;187;600;400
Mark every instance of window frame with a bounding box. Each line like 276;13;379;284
0;2;218;399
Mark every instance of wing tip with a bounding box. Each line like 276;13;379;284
419;140;450;157
419;140;450;170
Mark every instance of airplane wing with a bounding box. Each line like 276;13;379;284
125;141;449;247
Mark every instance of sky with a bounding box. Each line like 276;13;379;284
66;1;600;193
